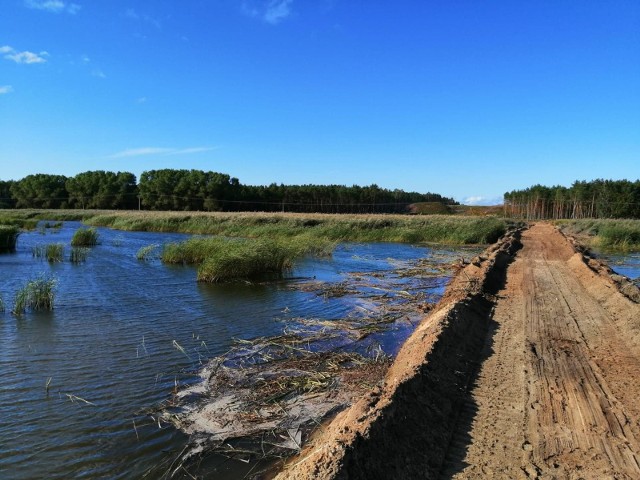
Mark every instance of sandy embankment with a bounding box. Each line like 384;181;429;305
276;223;640;479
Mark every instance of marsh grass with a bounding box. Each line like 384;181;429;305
83;211;509;245
161;235;334;282
71;227;99;246
136;244;160;261
70;247;90;264
196;239;298;283
0;225;20;252
12;275;56;314
557;219;640;251
32;243;65;262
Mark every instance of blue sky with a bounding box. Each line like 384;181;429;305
1;1;638;205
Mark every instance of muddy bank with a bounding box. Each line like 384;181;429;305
274;224;640;479
275;229;523;479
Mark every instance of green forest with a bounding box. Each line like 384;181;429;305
0;169;456;214
504;179;640;219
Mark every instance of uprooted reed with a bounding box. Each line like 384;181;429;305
162;235;335;282
0;225;20;252
12;275;57;314
71;227;99;246
32;243;65;262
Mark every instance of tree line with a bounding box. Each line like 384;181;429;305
0;169;457;214
504;179;640;219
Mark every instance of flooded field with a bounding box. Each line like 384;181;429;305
0;222;477;479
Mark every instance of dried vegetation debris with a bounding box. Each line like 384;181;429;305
155;245;479;473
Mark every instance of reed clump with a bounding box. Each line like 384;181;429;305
0;225;20;252
196;239;296;283
12;275;57;314
70;247;90;264
161;235;334;282
136;244;160;261
557;219;640;251
32;243;65;262
71;227;99;246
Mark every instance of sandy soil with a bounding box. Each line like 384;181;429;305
275;223;640;479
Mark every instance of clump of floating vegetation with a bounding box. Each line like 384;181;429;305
12;275;57;314
71;227;99;246
69;247;90;264
557;219;640;251
136;243;160;261
161;235;334;283
32;243;65;262
0;225;20;253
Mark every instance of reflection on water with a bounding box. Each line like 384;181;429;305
0;222;472;479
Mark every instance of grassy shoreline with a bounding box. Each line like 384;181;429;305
0;209;510;245
556;219;640;251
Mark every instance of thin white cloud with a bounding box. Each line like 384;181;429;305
2;46;49;64
264;0;293;24
242;0;293;24
91;68;106;78
462;195;503;206
165;147;215;156
0;85;13;94
109;147;216;158
25;0;81;14
136;96;147;104
124;8;161;28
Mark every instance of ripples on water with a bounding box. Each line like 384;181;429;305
1;222;468;479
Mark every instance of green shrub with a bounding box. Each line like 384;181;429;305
71;227;99;246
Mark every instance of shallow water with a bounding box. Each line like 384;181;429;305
0;222;471;479
598;251;640;283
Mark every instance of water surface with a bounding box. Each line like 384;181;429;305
0;222;468;479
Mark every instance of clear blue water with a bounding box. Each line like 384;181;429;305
0;222;464;479
599;251;640;283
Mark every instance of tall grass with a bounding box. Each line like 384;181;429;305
0;225;20;252
557;219;640;251
12;275;56;314
161;235;334;282
83;212;509;245
70;247;90;264
71;227;99;246
32;243;65;262
197;239;297;283
136;244;159;261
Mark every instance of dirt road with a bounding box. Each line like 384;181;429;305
276;223;640;479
